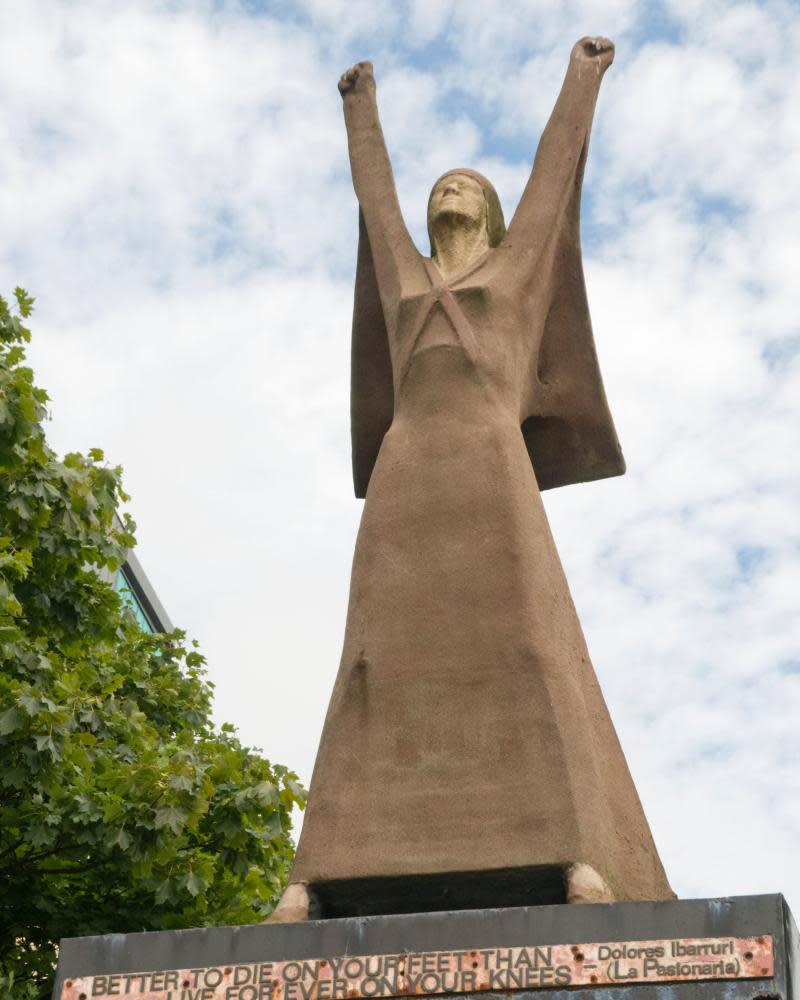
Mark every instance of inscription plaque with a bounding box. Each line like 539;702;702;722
60;935;773;1000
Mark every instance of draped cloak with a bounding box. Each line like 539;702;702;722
288;51;674;913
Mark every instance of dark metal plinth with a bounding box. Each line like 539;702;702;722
54;894;798;1000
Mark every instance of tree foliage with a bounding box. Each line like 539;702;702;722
0;290;305;999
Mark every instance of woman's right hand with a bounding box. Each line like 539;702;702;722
338;61;376;98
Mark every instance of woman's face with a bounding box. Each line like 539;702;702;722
428;174;486;230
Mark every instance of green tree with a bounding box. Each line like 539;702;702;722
0;290;305;1000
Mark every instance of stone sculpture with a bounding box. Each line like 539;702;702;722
272;37;673;923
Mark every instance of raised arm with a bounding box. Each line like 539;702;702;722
339;62;418;296
504;37;615;266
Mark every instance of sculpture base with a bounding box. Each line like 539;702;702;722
307;865;571;918
274;863;617;921
54;894;798;1000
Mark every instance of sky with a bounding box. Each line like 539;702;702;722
1;0;799;913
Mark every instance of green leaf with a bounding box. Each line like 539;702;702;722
33;732;58;757
0;707;22;735
114;828;132;851
184;870;209;897
253;780;279;805
168;773;195;792
154;878;174;904
26;824;52;847
18;693;42;716
154;804;188;835
286;778;305;802
263;813;283;840
14;287;35;318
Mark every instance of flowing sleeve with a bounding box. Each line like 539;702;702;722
509;43;626;490
351;210;394;498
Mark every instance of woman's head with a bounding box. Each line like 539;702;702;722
427;169;506;254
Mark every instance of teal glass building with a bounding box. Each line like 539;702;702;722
111;549;173;633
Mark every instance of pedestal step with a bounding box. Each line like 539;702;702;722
54;894;798;1000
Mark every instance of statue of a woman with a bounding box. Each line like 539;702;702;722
273;37;673;922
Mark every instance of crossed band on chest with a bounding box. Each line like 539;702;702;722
397;255;488;384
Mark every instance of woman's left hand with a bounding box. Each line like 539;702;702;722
571;36;615;72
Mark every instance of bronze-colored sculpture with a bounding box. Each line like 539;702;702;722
273;37;673;922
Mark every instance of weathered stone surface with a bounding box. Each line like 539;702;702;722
286;38;671;914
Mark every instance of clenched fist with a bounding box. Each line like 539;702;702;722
338;61;375;98
571;36;615;72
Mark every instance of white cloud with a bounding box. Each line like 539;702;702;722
1;0;799;916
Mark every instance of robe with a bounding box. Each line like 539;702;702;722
288;48;674;914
